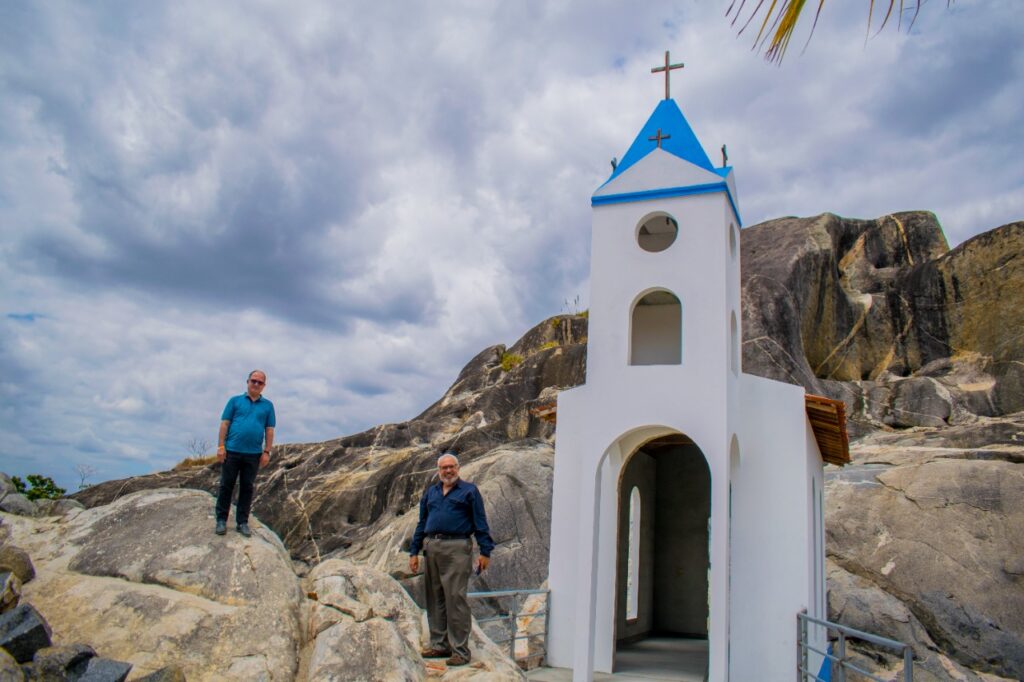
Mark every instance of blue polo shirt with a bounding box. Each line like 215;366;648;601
410;479;495;557
221;394;276;455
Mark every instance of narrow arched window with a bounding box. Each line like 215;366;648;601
730;310;739;375
626;486;641;620
630;290;682;365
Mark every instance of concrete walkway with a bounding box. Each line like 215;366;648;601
527;638;708;681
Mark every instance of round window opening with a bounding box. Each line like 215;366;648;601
637;214;679;253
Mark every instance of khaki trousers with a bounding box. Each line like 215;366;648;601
423;537;473;659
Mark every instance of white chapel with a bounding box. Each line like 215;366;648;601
545;55;847;681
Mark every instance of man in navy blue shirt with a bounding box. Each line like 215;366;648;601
409;452;494;667
214;370;275;538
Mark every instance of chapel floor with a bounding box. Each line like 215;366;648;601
527;637;708;681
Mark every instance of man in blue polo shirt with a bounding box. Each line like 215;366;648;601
409;452;494;667
214;369;275;538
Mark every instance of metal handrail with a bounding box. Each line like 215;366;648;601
798;610;913;682
468;588;550;666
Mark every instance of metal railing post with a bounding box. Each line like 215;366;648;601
797;610;807;682
835;631;846;682
798;610;914;682
467;587;548;667
796;612;801;682
544;591;551;665
509;592;518;661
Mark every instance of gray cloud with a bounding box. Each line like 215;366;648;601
0;0;1020;491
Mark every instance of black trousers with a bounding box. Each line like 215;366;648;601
215;452;260;525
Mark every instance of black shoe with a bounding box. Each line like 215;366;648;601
237;523;251;538
445;654;470;666
421;648;451;658
215;520;227;535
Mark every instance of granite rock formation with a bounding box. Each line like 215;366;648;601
71;212;1024;680
3;489;303;681
743;213;1024;433
302;559;524;680
827;416;1024;680
0;489;531;681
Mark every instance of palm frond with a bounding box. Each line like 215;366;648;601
727;0;951;65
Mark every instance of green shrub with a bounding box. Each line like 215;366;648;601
11;474;66;500
540;341;560;350
500;352;524;371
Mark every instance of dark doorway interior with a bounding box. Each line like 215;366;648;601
614;435;711;673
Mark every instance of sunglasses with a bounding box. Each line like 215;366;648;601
249;379;265;385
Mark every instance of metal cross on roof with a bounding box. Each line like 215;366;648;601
651;50;684;100
648;128;671;148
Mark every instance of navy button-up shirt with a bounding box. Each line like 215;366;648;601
410;478;495;557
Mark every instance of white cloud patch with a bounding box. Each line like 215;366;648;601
0;0;1020;490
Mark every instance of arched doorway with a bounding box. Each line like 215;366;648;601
614;433;711;677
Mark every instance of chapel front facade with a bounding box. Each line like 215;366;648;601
546;79;829;681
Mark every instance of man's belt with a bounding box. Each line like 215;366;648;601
426;532;470;540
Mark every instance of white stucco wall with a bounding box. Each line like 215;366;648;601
728;374;825;680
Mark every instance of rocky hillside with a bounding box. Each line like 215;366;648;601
743;213;1024;433
73;212;1024;680
1;488;525;680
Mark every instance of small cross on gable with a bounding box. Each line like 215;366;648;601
651;50;684;100
648;128;671;149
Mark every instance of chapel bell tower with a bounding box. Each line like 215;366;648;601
546;52;827;682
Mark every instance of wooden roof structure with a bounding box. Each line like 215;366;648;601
804;394;850;466
530;401;558;423
529;394;850;467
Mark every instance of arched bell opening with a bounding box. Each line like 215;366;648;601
629;289;682;366
636;212;679;253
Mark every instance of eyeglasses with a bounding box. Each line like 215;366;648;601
249;379;265;385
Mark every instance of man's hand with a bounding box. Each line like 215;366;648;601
475;556;489;573
409;555;420;573
260;452;270;468
216;446;226;463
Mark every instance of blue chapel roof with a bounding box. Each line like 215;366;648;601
598;98;724;190
592;97;741;225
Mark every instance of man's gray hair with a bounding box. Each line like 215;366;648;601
437;452;459;467
248;369;267;380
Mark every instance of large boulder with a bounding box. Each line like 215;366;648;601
0;548;33;585
301;558;524;681
33;498;85;518
1;489;303;681
742;214;1024;430
23;643;97;680
826;423;1024;680
0;603;51;663
0;574;19;614
0;496;35;519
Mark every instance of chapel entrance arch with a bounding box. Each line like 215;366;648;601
613;432;711;674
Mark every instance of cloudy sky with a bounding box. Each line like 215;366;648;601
1;1;1021;492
